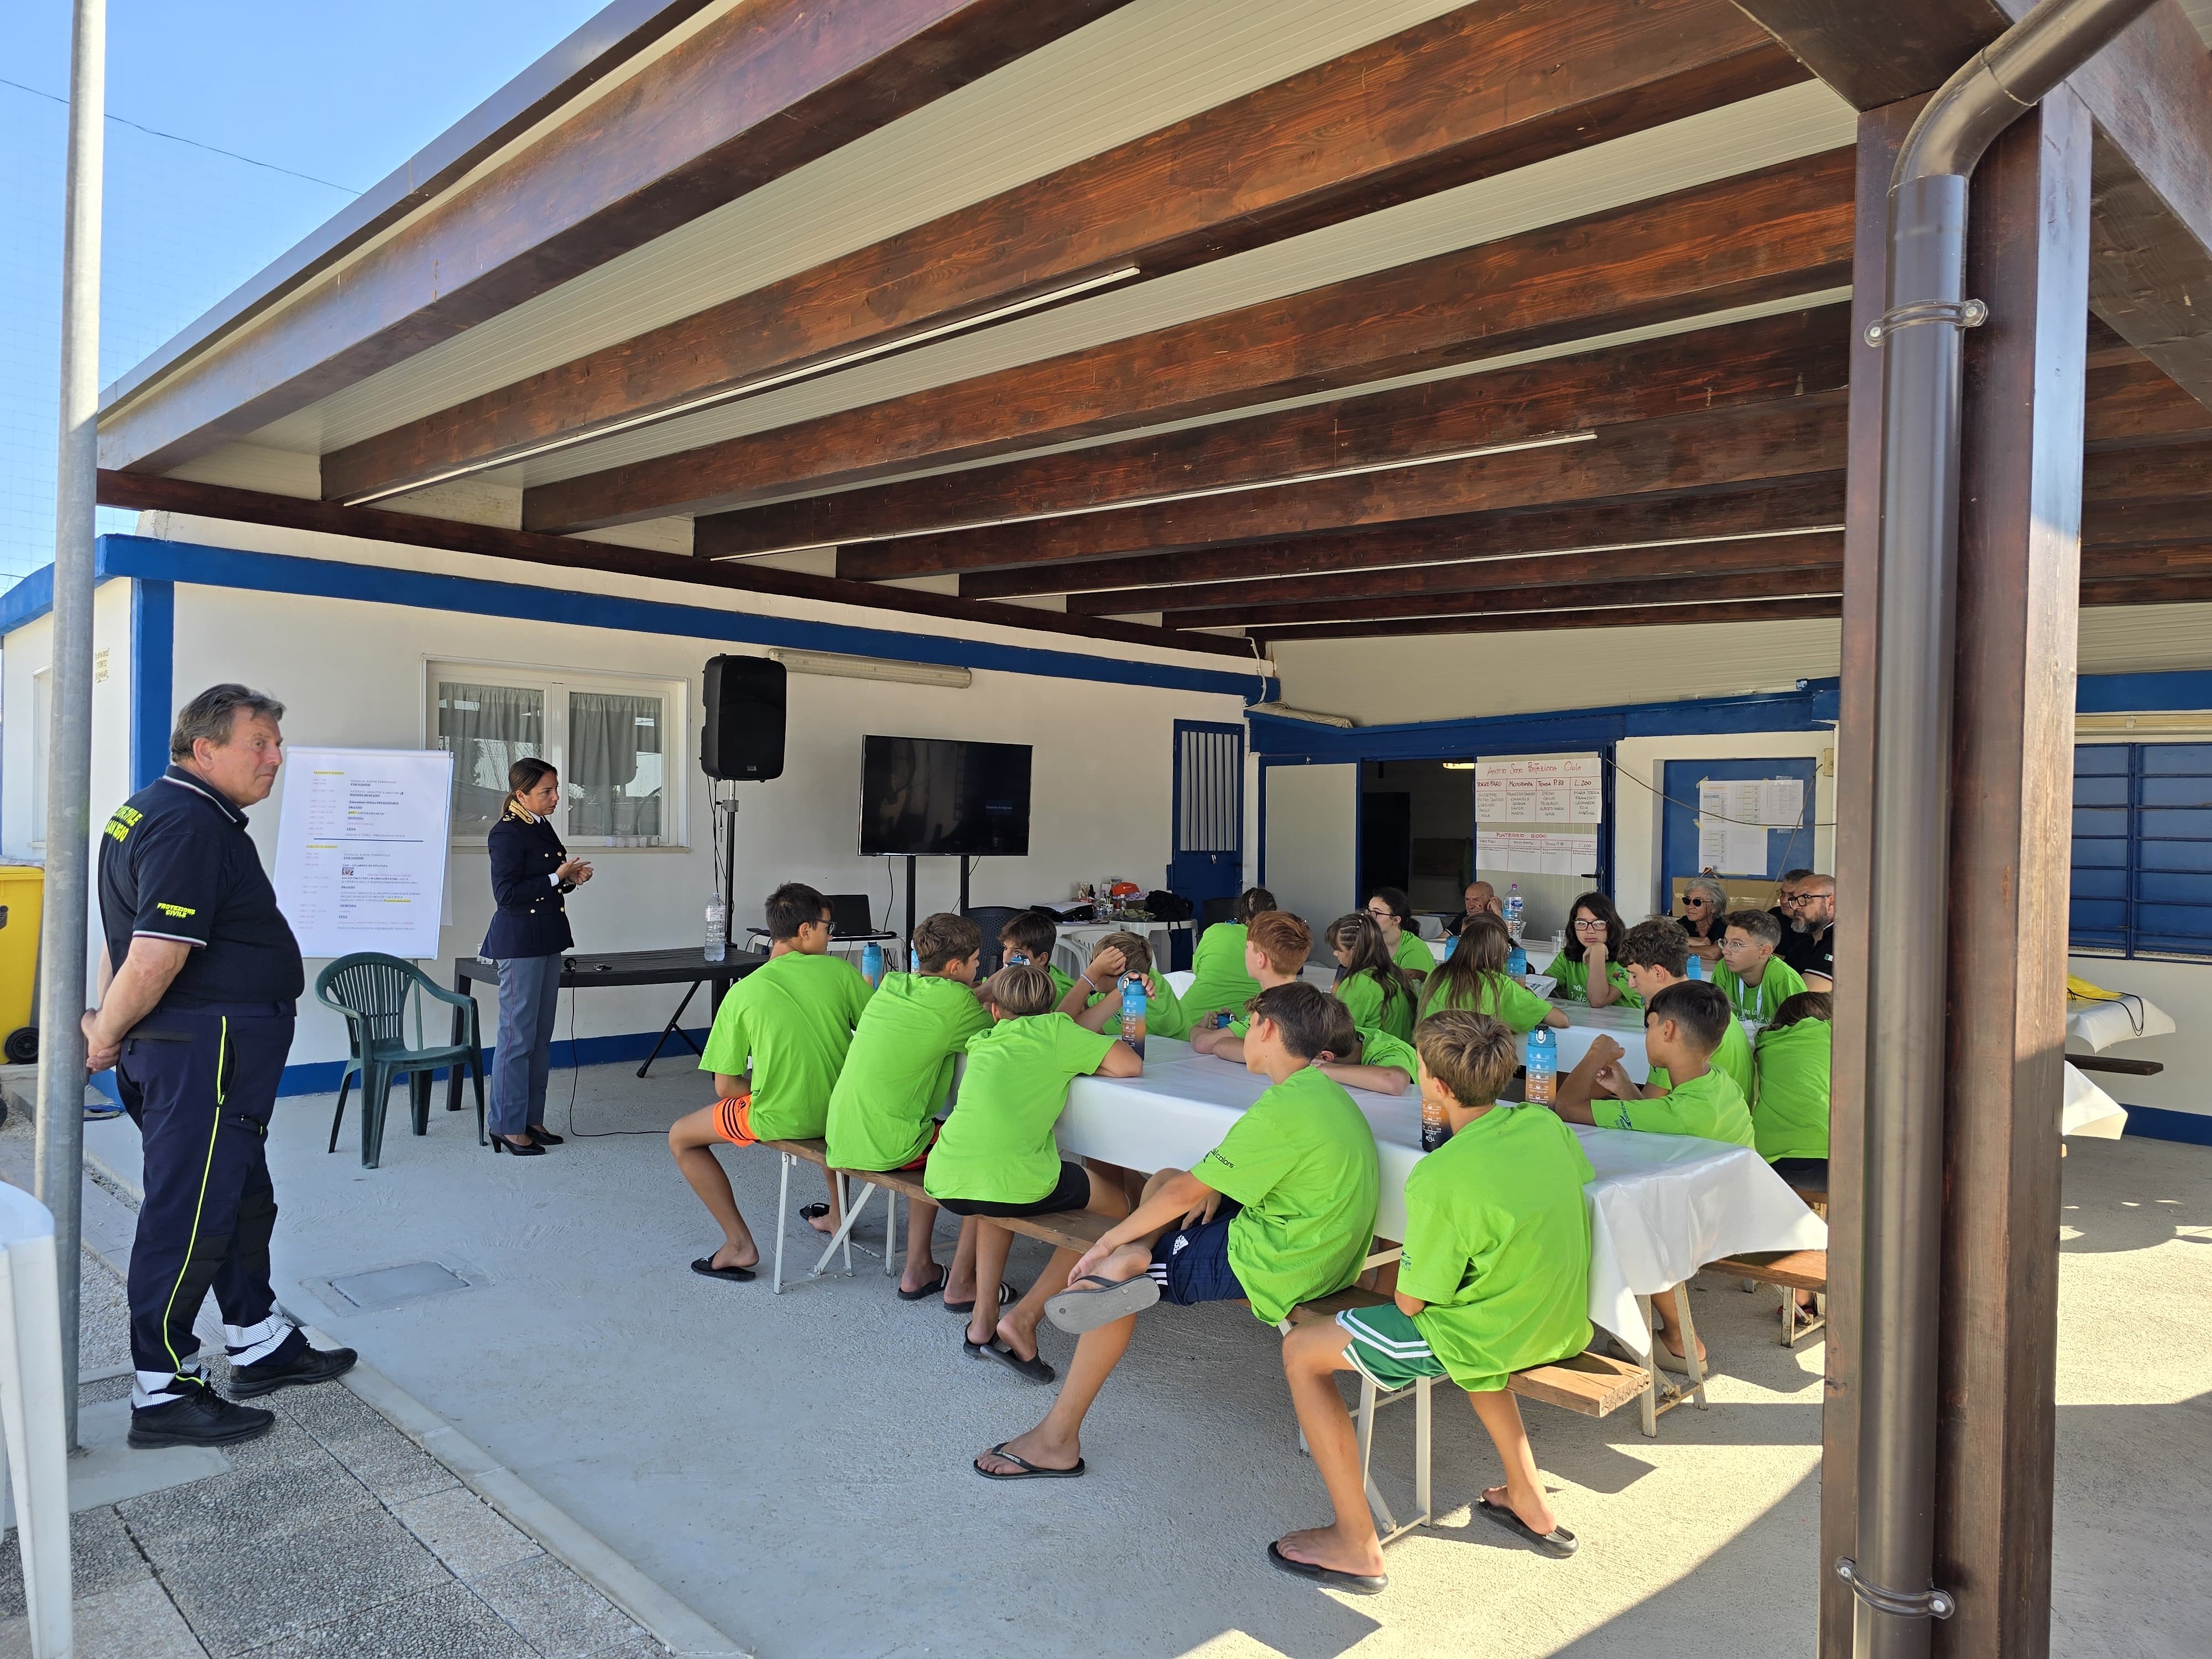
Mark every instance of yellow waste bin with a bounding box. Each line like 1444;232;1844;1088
0;865;43;1061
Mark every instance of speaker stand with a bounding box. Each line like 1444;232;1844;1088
904;854;918;963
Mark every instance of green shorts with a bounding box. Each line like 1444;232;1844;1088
1337;1305;1449;1391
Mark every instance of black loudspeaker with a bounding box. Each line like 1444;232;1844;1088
701;656;786;781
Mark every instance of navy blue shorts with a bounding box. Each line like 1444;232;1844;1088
1147;1202;1246;1306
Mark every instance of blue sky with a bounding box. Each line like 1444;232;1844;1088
1;0;606;578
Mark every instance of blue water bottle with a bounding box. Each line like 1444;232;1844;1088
861;942;884;988
1686;953;1704;981
1525;1025;1557;1105
1444;933;1458;960
1507;942;1527;977
1119;977;1147;1062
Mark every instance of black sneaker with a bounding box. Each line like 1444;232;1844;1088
228;1332;359;1399
128;1381;274;1448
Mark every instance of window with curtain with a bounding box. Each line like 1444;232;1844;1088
2069;742;2212;959
427;665;682;847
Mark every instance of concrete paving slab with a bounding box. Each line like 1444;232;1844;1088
393;1485;545;1580
0;1574;210;1659
233;1579;536;1659
0;1399;228;1530
0;1506;150;1619
467;1552;653;1659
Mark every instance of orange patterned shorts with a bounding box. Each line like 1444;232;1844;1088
712;1092;757;1147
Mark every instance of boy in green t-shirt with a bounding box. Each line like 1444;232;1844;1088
926;963;1141;1383
1071;930;1192;1041
996;910;1077;1005
825;913;994;1305
1752;991;1832;1173
1272;1011;1590;1590
1610;917;1756;1099
1196;914;1414;1094
1182;886;1274;1025
1714;909;1809;1024
973;983;1380;1481
1554;978;1753;1368
669;883;872;1283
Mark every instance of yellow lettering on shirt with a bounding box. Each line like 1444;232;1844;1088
154;902;197;919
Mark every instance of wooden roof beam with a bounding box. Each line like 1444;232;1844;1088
523;146;1858;531
326;0;1805;507
98;0;1134;476
1250;597;1844;639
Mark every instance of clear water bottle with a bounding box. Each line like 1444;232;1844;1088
1503;883;1525;940
1686;952;1703;981
704;893;727;963
1525;1025;1557;1105
1420;1087;1449;1153
1506;942;1527;978
861;941;884;987
1119;977;1147;1061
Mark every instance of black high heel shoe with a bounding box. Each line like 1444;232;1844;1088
492;1135;545;1157
526;1125;565;1146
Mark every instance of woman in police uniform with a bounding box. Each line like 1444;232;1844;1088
485;758;594;1154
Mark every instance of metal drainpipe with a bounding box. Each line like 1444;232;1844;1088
1849;0;2158;1653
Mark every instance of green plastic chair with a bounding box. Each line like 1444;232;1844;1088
314;953;486;1168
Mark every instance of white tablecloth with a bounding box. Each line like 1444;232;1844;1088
1053;1037;1825;1353
2062;1062;2128;1139
2065;993;2174;1051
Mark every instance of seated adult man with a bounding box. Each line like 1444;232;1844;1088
1444;880;1503;937
1713;909;1808;1024
1775;873;1835;990
972;982;1380;1480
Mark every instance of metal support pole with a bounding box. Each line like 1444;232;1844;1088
34;0;106;1454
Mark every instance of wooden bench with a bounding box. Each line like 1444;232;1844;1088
1285;1285;1650;1543
1717;1249;1828;1347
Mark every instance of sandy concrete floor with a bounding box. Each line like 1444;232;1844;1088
82;1066;2208;1659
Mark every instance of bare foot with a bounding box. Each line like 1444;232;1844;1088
900;1265;945;1298
1656;1325;1708;1366
995;1314;1041;1365
709;1243;759;1272
1484;1484;1559;1537
975;1426;1077;1476
809;1213;839;1235
1273;1524;1385;1579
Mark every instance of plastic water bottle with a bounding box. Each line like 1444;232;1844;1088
1420;1088;1449;1152
861;942;884;988
1525;1026;1557;1105
1119;977;1147;1061
704;893;727;963
1507;942;1528;978
1503;883;1525;940
1443;933;1458;960
1686;953;1703;980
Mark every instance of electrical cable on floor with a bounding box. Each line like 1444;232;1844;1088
560;983;676;1140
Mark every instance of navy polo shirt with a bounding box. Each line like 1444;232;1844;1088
96;765;305;1008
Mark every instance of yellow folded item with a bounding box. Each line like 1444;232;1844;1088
2066;973;2122;1004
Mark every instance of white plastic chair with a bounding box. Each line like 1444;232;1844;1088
0;1182;74;1656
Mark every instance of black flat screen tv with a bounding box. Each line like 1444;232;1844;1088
859;736;1032;857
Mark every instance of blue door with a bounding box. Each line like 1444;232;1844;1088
1169;722;1245;942
1657;756;1820;912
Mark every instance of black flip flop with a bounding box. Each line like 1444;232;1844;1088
799;1202;831;1221
1266;1541;1387;1595
897;1269;949;1302
944;1280;1018;1314
1477;1494;1578;1558
988;1342;1056;1385
689;1257;756;1283
973;1442;1084;1480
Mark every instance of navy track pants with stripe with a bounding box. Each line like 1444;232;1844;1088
114;1003;294;1383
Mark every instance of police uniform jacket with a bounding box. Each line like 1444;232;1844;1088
96;764;305;1011
483;805;575;959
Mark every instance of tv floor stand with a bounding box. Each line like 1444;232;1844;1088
899;854;975;958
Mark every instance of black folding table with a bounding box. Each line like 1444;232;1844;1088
445;946;770;1112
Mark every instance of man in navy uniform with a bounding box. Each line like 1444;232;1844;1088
87;684;355;1448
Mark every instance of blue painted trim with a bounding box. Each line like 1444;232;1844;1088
0;563;59;636
129;579;174;790
66;536;1273;702
1247;680;1841;761
2075;671;2212;714
2118;1103;2212;1145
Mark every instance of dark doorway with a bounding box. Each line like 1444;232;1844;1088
1360;759;1473;916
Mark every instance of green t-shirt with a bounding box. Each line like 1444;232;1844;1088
1184;923;1260;1023
1541;952;1641;1008
1391;930;1436;979
1334;971;1416;1044
1086;973;1191;1041
824;972;993;1171
1347;1026;1417;1085
1401;1104;1596;1392
1646;1016;1756;1103
1193;1066;1380;1326
925;1013;1115;1205
1597;1065;1756;1147
1752;1017;1830;1162
1422;969;1554;1034
697;951;874;1140
1714;955;1809;1023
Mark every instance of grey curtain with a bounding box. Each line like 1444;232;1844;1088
438;681;543;835
569;691;662;839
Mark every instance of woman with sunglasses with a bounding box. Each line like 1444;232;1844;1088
1363;885;1435;980
1543;891;1637;1009
482;758;594;1155
1676;877;1729;966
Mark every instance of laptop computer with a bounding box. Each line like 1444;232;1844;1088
826;893;879;938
